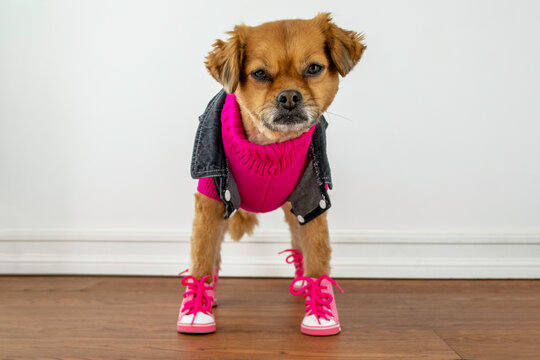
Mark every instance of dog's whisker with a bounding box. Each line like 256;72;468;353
324;110;354;122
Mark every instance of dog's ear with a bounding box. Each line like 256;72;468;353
315;13;366;77
205;25;248;93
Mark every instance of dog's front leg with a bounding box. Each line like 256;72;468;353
298;212;331;278
189;193;227;280
282;203;342;336
177;192;226;334
282;202;331;277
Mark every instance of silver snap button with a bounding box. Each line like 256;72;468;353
224;189;231;201
319;200;327;209
297;215;305;223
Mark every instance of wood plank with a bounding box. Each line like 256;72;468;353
435;329;540;360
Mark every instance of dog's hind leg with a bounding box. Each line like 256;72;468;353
189;193;228;280
214;239;223;272
282;202;331;277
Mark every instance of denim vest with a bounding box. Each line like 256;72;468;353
190;89;333;225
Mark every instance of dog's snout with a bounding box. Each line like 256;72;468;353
277;90;302;110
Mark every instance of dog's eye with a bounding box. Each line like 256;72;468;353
306;64;324;76
251;69;271;81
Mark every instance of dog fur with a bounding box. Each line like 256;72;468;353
190;13;365;281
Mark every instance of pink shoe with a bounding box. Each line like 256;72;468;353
177;273;216;334
208;267;219;307
279;249;307;291
290;275;344;336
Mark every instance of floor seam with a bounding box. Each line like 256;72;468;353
398;294;414;310
433;328;466;360
400;295;465;359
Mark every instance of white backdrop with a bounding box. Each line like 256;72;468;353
1;0;539;277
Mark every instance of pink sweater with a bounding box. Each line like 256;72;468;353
197;94;315;213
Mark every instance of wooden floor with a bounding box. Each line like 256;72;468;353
1;277;539;360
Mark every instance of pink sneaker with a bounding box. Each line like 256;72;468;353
208;267;219;307
290;275;344;336
177;273;216;334
279;249;307;291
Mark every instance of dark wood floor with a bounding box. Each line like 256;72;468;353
1;277;539;359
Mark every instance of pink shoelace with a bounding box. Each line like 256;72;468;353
290;275;344;324
279;249;304;277
179;271;214;325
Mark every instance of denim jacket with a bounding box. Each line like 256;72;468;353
190;89;333;225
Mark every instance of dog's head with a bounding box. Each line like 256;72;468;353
206;13;365;141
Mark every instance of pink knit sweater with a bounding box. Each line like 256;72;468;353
197;94;315;213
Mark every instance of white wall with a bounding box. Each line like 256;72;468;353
1;0;540;277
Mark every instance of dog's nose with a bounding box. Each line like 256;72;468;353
277;90;302;110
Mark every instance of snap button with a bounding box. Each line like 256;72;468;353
224;189;231;202
297;215;305;223
319;199;327;209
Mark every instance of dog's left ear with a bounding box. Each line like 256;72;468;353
205;25;248;93
315;13;366;77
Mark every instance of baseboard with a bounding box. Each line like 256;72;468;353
1;229;539;278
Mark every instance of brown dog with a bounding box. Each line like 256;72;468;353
178;13;365;336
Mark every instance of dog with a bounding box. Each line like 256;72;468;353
178;13;365;336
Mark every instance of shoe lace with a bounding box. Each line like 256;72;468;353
279;249;304;277
290;275;344;324
179;270;214;324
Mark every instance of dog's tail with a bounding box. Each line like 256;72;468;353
227;209;258;241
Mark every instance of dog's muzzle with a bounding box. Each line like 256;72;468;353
261;90;318;133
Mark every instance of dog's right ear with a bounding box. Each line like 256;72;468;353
205;25;248;94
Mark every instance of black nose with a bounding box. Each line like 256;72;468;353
277;90;303;110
